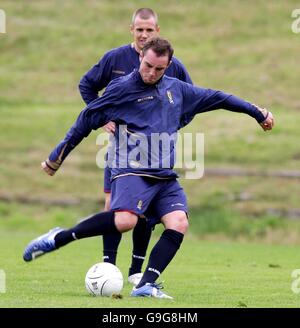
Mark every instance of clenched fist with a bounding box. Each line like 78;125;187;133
41;159;61;176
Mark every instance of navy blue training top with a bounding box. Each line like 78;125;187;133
49;70;266;179
79;44;193;104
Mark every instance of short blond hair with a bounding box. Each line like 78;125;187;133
132;8;158;25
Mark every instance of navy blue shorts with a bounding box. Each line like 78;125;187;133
110;175;188;226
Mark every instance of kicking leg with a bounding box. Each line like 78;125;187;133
23;211;137;262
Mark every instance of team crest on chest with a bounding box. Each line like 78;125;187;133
166;90;174;104
137;200;143;210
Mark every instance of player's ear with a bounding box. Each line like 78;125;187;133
156;25;160;33
130;24;134;35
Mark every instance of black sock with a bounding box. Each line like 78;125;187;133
102;232;122;265
54;211;118;248
128;219;152;276
136;229;184;288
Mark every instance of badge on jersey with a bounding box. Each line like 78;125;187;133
167;90;174;104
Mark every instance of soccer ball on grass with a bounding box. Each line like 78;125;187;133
85;262;123;297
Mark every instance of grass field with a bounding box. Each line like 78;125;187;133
1;231;300;308
1;0;300;308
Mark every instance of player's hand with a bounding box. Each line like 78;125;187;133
252;104;274;131
260;111;274;131
102;121;116;134
41;159;60;176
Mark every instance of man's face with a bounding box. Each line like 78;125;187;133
130;16;160;52
139;49;170;85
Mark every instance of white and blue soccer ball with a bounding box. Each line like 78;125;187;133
85;262;123;297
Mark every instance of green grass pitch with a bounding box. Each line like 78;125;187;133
1;231;300;308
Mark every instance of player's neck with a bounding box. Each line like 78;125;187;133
132;42;141;54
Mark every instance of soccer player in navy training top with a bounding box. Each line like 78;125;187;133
79;8;192;286
23;37;274;299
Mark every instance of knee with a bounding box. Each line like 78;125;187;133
163;211;189;234
114;212;138;232
175;214;189;234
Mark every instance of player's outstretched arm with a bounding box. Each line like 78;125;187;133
180;84;276;132
40;103;113;177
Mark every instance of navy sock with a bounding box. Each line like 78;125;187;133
54;211;118;248
102;232;122;265
136;229;184;288
128;218;152;276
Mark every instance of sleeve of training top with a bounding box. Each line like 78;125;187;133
48;82;120;166
78;52;113;105
172;57;193;84
179;83;266;127
177;64;193;85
